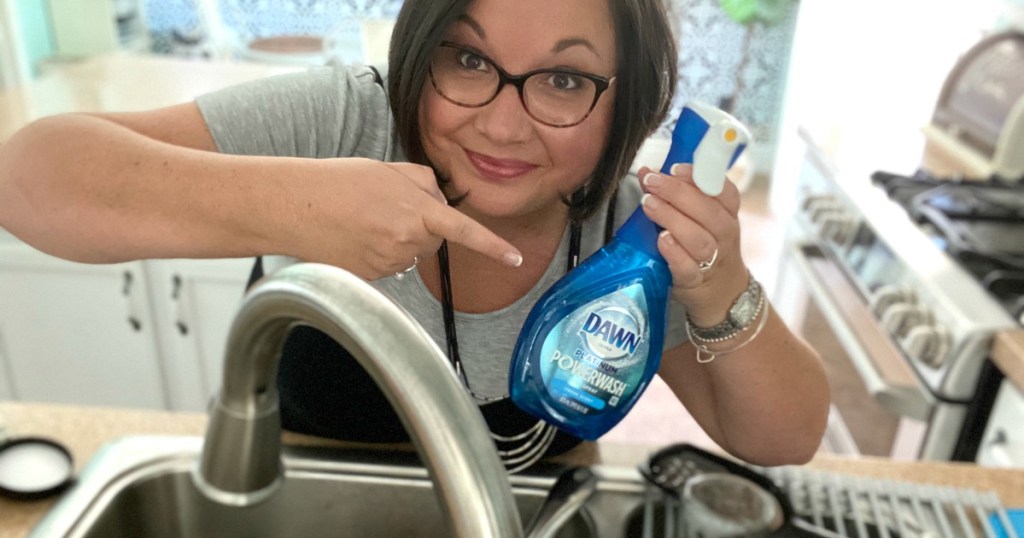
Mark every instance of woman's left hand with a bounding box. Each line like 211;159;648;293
637;164;750;327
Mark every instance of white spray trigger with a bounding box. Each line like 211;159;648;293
692;118;747;196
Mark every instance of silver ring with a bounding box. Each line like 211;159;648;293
394;256;418;280
697;248;718;273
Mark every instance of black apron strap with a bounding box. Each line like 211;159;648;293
245;256;264;291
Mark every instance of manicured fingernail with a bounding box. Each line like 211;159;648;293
642;172;662;188
658;230;675;245
670;163;690;176
641;193;659;210
506;252;523;267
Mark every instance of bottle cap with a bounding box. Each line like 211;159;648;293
0;437;75;500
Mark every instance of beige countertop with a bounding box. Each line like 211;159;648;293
0;52;302;143
2;401;1023;537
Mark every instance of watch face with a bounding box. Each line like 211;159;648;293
730;289;758;326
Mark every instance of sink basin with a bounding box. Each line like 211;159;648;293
27;265;661;537
31;436;652;538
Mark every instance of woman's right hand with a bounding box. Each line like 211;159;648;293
280;158;522;280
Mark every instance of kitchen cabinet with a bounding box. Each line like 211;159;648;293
977;380;1024;468
146;258;251;411
0;241;252;411
0;242;168;408
0;53;307;408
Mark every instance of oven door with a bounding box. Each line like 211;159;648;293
774;237;939;460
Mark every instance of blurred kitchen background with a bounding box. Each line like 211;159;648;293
1;0;1023;468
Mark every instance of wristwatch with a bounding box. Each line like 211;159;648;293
687;277;763;342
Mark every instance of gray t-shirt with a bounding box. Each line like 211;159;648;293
196;64;688;400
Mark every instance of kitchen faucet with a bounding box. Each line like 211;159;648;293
190;263;524;538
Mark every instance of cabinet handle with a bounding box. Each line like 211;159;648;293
171;275;190;336
984;428;1014;467
122;271;143;332
991;429;1007;445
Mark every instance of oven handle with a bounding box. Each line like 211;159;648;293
785;242;935;421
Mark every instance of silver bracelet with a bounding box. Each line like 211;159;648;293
686;301;771;364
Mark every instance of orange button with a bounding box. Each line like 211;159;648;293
724;129;737;142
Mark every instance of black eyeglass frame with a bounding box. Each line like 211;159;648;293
428;41;616;128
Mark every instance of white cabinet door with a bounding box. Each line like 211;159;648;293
978;380;1024;468
0;244;168;408
146;258;252;411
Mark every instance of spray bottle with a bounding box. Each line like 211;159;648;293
508;102;751;440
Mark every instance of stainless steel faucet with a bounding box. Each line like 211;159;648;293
191;263;524;538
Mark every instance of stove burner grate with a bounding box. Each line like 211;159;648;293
872;170;1024;322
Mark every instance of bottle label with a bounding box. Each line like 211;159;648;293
539;283;650;414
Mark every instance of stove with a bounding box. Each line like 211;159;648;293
872;170;1024;324
772;30;1024;462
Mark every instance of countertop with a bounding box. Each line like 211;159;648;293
2;401;1024;537
0;52;302;143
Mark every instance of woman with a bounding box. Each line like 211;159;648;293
0;0;828;470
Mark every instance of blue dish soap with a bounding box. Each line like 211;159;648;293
508;102;751;440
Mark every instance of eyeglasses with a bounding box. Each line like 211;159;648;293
428;41;616;128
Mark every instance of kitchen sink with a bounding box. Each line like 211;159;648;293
31;436;653;538
42;435;1022;537
28;265;664;537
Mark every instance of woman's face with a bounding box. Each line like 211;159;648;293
419;0;617;224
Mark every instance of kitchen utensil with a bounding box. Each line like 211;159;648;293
525;466;599;538
681;472;783;537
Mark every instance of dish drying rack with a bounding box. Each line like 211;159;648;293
761;465;1020;538
634;444;1019;538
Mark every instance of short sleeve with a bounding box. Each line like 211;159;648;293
195;64;394;161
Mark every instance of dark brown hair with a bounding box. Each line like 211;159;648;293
388;0;676;221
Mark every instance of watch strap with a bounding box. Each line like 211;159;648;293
687;276;764;342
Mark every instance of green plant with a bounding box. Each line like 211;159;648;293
717;0;796;113
719;0;793;25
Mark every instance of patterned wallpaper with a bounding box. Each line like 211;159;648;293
662;0;800;156
144;0;798;155
144;0;403;60
143;0;207;54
